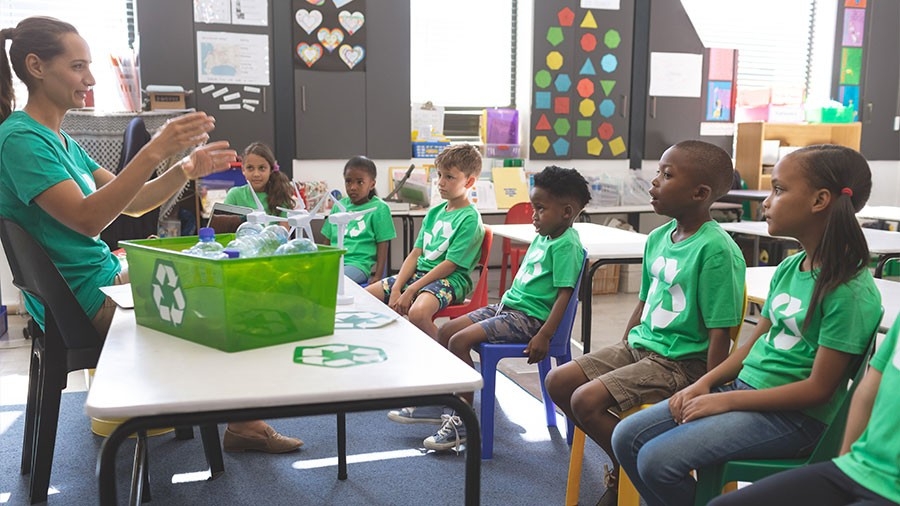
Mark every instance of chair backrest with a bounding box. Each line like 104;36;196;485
116;117;151;173
728;286;749;353
806;314;882;463
0;218;102;350
469;226;494;307
504;202;534;225
548;250;588;355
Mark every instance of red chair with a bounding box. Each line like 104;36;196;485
432;226;494;320
498;202;534;298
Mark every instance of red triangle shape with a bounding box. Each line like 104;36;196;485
536;114;552;130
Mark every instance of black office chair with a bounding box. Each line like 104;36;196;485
100;117;158;250
0;217;104;504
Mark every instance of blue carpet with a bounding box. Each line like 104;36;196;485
1;383;612;505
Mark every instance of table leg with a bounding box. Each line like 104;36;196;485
626;212;640;231
199;424;225;479
337;412;348;480
443;396;481;505
581;258;643;354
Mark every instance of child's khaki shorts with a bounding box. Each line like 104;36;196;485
573;340;707;413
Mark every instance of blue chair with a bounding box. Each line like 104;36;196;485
476;251;587;459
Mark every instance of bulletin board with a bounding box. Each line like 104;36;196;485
530;0;634;160
292;0;367;71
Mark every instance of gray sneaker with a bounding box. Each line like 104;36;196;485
387;406;449;424
423;414;466;451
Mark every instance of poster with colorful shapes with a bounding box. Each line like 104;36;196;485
842;8;865;47
292;0;366;71
840;47;862;85
530;0;632;159
839;85;860;120
705;81;732;121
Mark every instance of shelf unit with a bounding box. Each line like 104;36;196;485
735;122;862;190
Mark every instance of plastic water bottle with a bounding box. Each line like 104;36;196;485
225;235;261;258
235;221;264;238
256;224;289;256
274;238;318;255
182;227;227;259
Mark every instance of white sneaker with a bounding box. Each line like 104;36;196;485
423;414;466;451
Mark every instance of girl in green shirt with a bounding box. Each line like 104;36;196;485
223;142;295;218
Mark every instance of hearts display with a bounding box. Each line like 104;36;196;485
338;44;365;69
317;27;344;53
305;0;325;5
295;9;323;34
296;42;323;67
338;10;365;35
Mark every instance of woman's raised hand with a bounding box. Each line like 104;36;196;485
181;141;237;179
151;111;218;159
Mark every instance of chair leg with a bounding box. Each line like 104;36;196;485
693;466;726;506
618;469;641;506
565;428;587;506
499;249;510;298
537;357;557;428
199;424;225;479
20;346;41;475
28;364;64;505
479;354;501;460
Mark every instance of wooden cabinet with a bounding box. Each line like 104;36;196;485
734;122;862;190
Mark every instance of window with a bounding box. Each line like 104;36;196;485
681;0;829;100
410;0;517;138
0;0;136;112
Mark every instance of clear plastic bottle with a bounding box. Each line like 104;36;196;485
235;221;264;238
274;238;318;255
256;225;289;256
182;227;227;259
225;236;261;258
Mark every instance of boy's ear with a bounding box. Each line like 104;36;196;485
693;183;712;201
464;175;477;189
562;203;576;221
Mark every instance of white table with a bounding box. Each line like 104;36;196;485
720;220;900;277
857;205;900;229
86;282;484;505
745;266;899;332
490;222;648;353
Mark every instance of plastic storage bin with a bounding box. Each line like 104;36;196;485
121;234;343;352
481;143;521;159
412;141;451;158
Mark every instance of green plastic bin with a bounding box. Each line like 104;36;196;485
121;234;343;352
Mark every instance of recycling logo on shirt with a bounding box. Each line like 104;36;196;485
641;256;685;329
515;247;545;284
151;260;185;326
346;216;367;238
293;344;387;368
422;220;454;261
767;293;804;350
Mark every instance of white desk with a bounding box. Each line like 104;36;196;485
857;205;900;229
490;222;647;353
86;282;484;505
720;220;900;277
745;266;899;332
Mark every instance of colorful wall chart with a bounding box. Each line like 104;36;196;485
838;5;866;120
530;1;633;160
292;0;367;71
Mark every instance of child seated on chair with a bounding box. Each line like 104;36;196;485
388;165;590;452
365;143;485;339
544;140;747;505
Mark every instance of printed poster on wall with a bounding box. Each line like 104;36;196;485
197;31;270;85
292;0;367;71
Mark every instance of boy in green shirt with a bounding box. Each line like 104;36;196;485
389;165;590;451
365;144;485;339
709;316;900;506
545;140;746;504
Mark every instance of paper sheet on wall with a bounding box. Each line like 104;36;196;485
411;103;445;141
197;31;270;85
232;0;268;26
194;0;231;24
648;52;702;98
492;167;530;209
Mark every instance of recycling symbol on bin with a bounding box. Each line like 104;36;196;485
293;344;387;368
151;260;185;326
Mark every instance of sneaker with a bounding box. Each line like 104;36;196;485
423;414;466;451
387;406;449;424
595;465;618;506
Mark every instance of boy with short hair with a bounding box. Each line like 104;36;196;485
390;165;591;451
365;143;485;340
545;140;746;505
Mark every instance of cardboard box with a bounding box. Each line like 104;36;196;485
122;235;343;352
149;91;186;110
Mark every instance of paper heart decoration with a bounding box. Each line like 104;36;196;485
338;11;365;35
338;44;365;69
332;0;354;7
305;0;325;5
296;42;323;68
317;27;344;53
295;9;323;34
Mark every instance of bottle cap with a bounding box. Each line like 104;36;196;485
223;248;240;259
198;227;215;240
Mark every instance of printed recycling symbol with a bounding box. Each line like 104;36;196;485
293;344;388;368
152;260;185;326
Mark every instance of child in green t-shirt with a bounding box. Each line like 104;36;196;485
223;142;295;218
389;165;591;451
612;145;882;506
321;156;396;285
708;317;900;506
545;140;747;504
365;144;485;339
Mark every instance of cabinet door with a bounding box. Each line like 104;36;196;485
294;69;366;159
643;0;732;159
364;0;410;159
860;0;900;160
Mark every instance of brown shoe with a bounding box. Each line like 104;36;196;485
596;465;618;506
223;426;303;453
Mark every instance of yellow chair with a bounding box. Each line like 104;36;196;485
565;290;748;506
